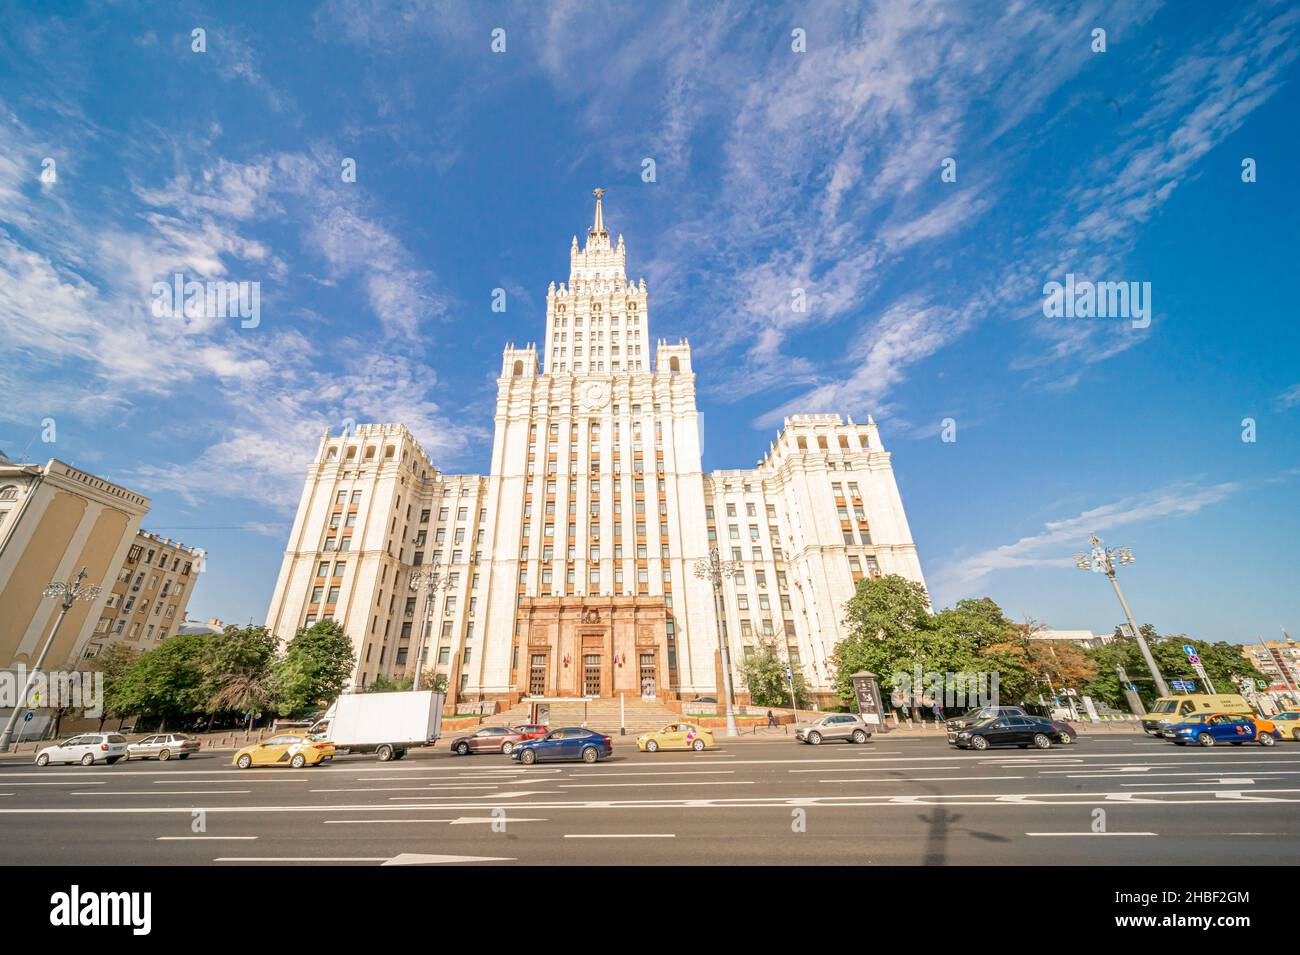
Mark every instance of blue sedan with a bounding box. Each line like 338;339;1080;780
1162;712;1277;747
510;727;613;764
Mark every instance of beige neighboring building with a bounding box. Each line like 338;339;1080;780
83;530;204;658
1242;639;1300;693
0;452;208;668
0;454;149;668
1031;629;1115;650
265;192;928;705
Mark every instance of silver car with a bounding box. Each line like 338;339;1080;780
795;713;872;745
127;733;201;761
35;733;129;766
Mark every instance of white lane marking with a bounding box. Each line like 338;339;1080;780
551;770;734;778
1025;832;1157;837
820;776;1024;783
73;790;252;795
216;856;388;863
390;791;559;800
0;781;109;786
308;785;501;793
1121;779;1256;787
556;781;754;789
9;786;1300;815
563;833;674;839
1074;770;1300;780
157;836;258;841
449;816;548;825
791;766;961;774
382;853;514;865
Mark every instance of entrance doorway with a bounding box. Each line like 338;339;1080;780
529;654;546;696
583;654;602;697
639;653;656;699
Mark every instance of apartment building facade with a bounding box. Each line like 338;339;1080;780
265;192;927;704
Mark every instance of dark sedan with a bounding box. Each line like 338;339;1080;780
510;726;613;764
949;715;1076;750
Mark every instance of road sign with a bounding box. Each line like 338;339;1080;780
785;667;793;684
1183;645;1196;656
22;712;33;722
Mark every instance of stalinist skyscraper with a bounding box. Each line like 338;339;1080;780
265;191;927;706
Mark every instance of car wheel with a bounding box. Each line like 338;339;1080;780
807;731;822;746
455;742;470;756
290;753;307;768
158;749;171;761
1032;734;1051;749
581;747;599;763
501;741;514;755
1260;732;1276;747
1058;732;1075;745
376;744;395;762
80;753;95;766
520;748;537;765
851;729;867;744
35;754;49;767
236;754;253;769
970;735;989;751
692;738;706;751
646;739;659;752
1197;732;1215;747
1293;728;1300;741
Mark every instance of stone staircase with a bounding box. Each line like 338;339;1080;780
484;698;681;734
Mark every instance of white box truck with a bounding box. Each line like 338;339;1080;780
310;690;444;761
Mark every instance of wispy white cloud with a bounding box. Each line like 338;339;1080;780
930;479;1244;597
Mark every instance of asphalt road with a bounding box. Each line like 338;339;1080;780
2;734;1298;865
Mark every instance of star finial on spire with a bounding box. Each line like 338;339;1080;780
590;187;607;236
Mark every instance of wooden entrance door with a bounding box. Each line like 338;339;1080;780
639;652;657;699
528;654;546;696
583;654;602;696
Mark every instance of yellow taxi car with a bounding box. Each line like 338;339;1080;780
636;722;715;753
232;733;334;769
1266;711;1300;741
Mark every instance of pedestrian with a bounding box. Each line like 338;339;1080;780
932;700;944;723
766;709;776;729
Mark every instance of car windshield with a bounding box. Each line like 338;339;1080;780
1150;699;1182;714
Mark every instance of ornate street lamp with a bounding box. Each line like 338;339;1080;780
408;562;453;692
0;568;103;752
693;548;740;737
1073;534;1169;697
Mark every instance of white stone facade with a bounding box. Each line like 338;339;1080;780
264;193;927;701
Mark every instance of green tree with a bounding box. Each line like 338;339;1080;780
88;643;142;730
366;673;414;693
113;633;210;731
202;625;279;734
737;641;812;709
274;620;356;716
1083;629;1268;710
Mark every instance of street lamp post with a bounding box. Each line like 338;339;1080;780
408;562;452;692
694;549;740;737
0;568;102;752
1074;535;1169;697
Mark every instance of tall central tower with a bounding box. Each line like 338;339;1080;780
542;188;650;376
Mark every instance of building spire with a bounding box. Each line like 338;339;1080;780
590;187;607;236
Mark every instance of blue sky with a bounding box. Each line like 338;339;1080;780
2;1;1297;643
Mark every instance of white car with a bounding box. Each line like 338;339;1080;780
35;733;129;766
